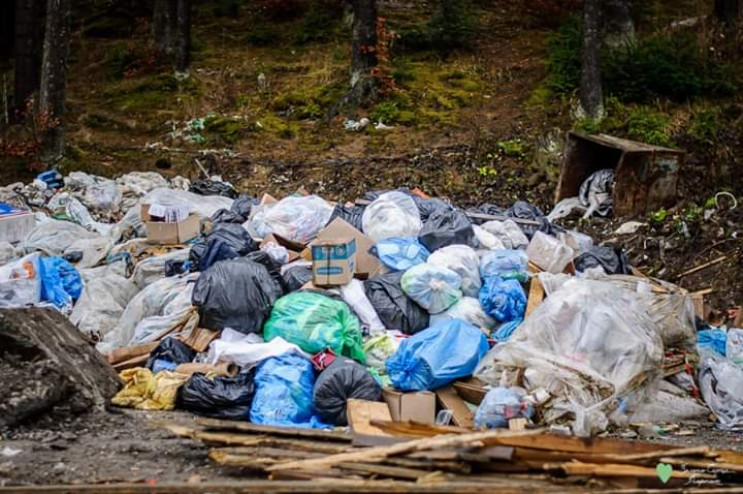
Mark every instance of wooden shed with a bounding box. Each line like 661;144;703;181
555;132;684;217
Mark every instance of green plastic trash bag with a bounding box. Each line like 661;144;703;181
264;291;365;363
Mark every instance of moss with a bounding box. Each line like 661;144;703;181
81;113;129;131
203;115;253;145
397;110;417;125
104;73;201;112
258;114;299;139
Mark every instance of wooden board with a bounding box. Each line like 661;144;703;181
197;417;352;442
525;277;545;318
179;327;221;353
452;379;487;406
347;399;392;437
435;386;474;429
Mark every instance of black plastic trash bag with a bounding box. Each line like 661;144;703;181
192;257;283;334
506;201;561;239
191;223;257;271
211;195;258;224
412;196;455;223
328;205;365;232
176;369;256;420
313;356;383;426
419;209;475;252
146;337;196;371
466;203;507;225
574;246;631;275
364;272;429;335
245;250;288;294
189;179;238;198
282;265;313;292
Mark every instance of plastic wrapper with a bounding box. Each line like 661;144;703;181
474;387;534;429
387;319;489;391
427;245;481;298
479;249;529;282
364;272;429;335
699;351;743;430
480;220;529;250
373;238;430;272
526;231;574;274
22;219;100;256
177;370;256;420
361;191;422;243
250;354;325;428
146;337;196;370
574;246;631;275
192;258;283;334
363;331;404;374
132;249;190;288
430;297;496;333
71;264;138;338
338;279;386;336
418;209;475;252
401;263;462;314
264;291;364;362
112;368;189;411
313;356;383;426
479;277;526;323
475;278;664;437
250;195;333;244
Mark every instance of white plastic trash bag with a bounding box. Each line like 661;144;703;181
0;253;42;308
428;245;481;298
250;195;333;244
475;278;663;437
430;297;495;333
206;331;310;368
401;263;462;314
699;351;743;430
338;279;386;336
526;231;574;274
132;249;190;289
65;172;122;213
22;219;100;256
0;242;22;266
473;225;506;251
362;191;422;243
71;265;139;338
480;220;529;250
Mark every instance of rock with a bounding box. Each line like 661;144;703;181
614;221;646;236
0;308;121;429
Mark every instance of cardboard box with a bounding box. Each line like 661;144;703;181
141;204;200;245
311;237;356;286
0;211;35;244
314;218;383;279
383;388;436;424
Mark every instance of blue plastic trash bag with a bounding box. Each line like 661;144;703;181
373;238;430;272
249;354;326;428
493;319;522;343
386;319;489;391
698;329;727;356
401;263;462;314
474;387;534;429
479;249;528;282
38;256;83;309
479;277;526;323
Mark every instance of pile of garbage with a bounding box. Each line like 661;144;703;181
0;170;731;437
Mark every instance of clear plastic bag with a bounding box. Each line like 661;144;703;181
363;331;404;374
66;172;123;213
401;263;462;314
71;265;139;338
474;387;534;429
250;195;333;244
132;249;190;289
699;351;743;430
22;219;100;256
480;220;529;250
361;191;422;243
430;297;495;332
0;253;42;308
427;245;481;298
728;328;743;366
479;249;529;282
475;278;664;436
526;231;574;274
472;225;506;251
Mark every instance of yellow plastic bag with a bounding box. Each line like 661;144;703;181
112;367;188;411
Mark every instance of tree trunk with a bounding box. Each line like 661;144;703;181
579;0;604;121
153;0;177;59
39;0;71;165
175;0;192;73
348;0;378;105
13;0;45;112
603;0;635;48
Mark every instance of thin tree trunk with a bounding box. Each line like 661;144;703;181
13;0;45;112
346;0;378;107
603;0;635;48
39;0;71;165
153;0;177;59
579;0;603;121
175;0;192;73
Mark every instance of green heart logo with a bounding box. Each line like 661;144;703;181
656;463;673;484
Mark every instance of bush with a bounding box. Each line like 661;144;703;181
428;0;479;51
293;0;344;44
624;107;673;147
545;16;582;94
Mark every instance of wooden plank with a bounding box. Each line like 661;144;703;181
105;342;158;366
179;327;221;353
347;399;392;437
435;386;474;429
266;429;545;472
452;379;487;406
660;457;743;473
508;418;527;431
337;462;438;480
481;432;673;455
369;420;471;438
545;461;715;481
197;417;352;442
525;277;545;318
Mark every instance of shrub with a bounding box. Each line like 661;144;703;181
624;107;673;147
545;16;582;94
428;0;479;51
293;0;344;44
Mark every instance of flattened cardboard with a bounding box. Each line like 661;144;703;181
311;237;356;286
382;388;436;424
315;218;383;279
141;204;200;244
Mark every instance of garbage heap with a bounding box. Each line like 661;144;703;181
0;171;722;437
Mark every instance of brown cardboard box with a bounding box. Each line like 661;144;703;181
310;237;356;286
141;204;200;244
383;388;436;424
315;218;383;279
